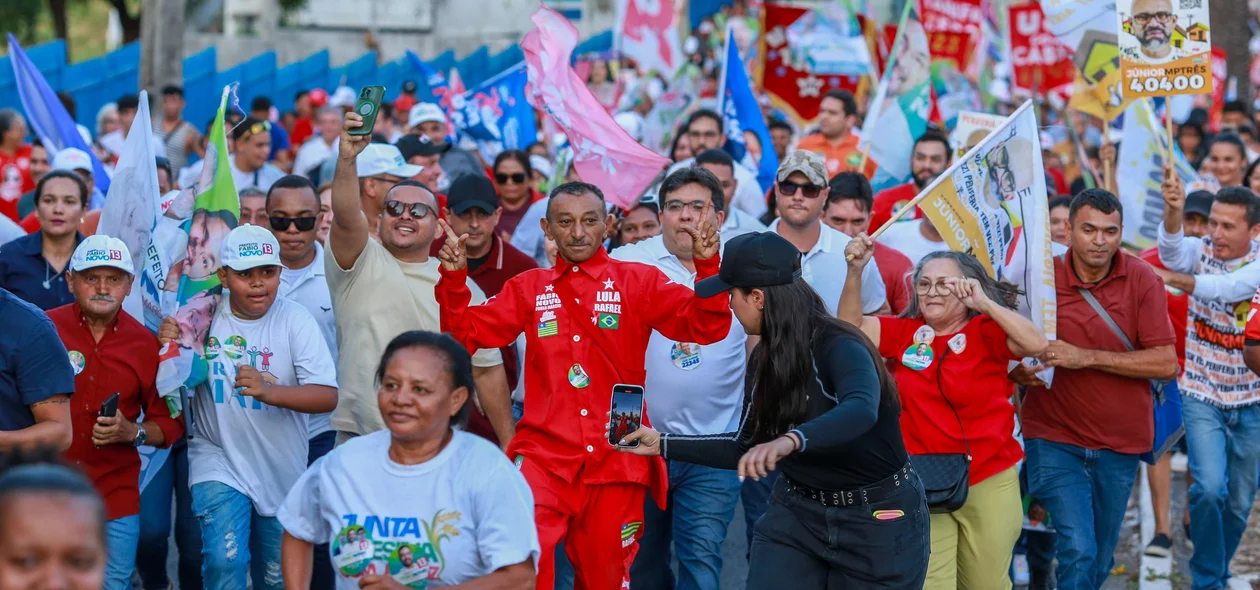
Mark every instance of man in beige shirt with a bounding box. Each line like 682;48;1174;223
324;112;514;446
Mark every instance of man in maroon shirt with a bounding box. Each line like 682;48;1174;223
48;235;183;590
825;171;913;314
1012;189;1178;589
434;179;731;590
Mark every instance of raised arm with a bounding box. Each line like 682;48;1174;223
638;202;732;345
949;278;1048;358
327;113;373;270
788;337;882;454
840;234;883;345
435;219;529;351
1157;166;1201;273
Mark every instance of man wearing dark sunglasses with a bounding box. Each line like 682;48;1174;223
354;143;426;238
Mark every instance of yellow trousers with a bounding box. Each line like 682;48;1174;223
923;466;1023;590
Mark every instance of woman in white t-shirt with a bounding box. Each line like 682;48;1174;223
278;331;539;589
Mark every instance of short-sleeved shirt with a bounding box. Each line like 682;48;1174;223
326;238;502;436
277;430;540;589
0;287;74;431
189;296;338;516
874;243;913;314
1022;251;1176;454
870;182;924;231
0;232;84;311
0;145;34;222
279;242;338;439
878;315;1023;485
230;158;287;193
768;219;887;315
49;304;183;520
795;133;876;178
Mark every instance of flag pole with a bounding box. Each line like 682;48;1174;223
1102;124;1113;191
1165;109;1175;171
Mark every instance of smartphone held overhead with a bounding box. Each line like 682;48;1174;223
608;384;645;447
349;86;385;136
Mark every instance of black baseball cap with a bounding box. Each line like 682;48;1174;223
395;133;444;160
695;232;802;298
1184;190;1214;219
446;175;500;215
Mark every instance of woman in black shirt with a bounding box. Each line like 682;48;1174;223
612;231;929;589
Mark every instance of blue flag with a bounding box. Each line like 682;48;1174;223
454;65;537;160
8;34;111;195
718;28;778;193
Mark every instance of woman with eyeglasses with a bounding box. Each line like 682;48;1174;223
492;150;543;242
840;237;1048;590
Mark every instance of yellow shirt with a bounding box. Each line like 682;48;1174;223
325;238;502;435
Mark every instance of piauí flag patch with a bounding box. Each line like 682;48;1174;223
538;320;558;337
598;313;619;330
620;521;642;541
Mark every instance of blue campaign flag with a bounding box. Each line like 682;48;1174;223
718;28;778;193
8;34;111;195
454;64;537;158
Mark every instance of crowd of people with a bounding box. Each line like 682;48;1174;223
1;20;1260;590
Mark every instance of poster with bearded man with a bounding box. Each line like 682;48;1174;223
1117;0;1212;97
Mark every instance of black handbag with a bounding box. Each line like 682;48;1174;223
908;348;972;514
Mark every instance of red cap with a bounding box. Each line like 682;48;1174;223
308;88;329;108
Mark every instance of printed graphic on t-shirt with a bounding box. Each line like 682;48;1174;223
209;337;281;410
335;510;463;588
0;160;27;202
670;342;702;370
537;310;558;337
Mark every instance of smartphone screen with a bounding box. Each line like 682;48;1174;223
99;392;120;418
608;384;645;447
349;86;385;136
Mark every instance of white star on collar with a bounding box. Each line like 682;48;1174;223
603;278;615;290
545;284;554;292
591;314;599;325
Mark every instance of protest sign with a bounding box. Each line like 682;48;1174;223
1117;0;1212;97
1116;98;1199;249
950;110;1007;159
861;1;934;191
1008;3;1075;95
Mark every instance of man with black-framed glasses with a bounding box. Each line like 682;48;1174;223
1122;0;1186;64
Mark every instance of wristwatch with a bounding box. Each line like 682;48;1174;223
132;423;147;447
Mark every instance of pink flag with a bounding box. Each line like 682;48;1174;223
522;6;670;208
449;68;466;95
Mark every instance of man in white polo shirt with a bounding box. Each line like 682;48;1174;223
611;166;749;590
693;148;767;242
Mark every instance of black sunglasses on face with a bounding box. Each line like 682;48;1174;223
778;181;822;199
269;216;318;232
496;172;527;185
384;200;432;219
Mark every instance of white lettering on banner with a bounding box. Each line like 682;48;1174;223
932;195;974;252
535;292;562;311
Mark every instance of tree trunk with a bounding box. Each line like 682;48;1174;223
109;0;143;43
47;0;68;47
140;0;187;94
1210;0;1252;102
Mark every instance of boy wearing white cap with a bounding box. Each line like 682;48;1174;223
159;224;337;590
48;235;185;590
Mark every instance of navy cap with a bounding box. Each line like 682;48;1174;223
1184;190;1214;219
446;175;500;215
395;134;444;160
695;232;803;298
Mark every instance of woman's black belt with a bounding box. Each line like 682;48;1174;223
783;463;913;508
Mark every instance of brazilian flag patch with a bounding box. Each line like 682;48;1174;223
598;313;619;330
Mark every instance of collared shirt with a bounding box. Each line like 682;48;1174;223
669;157;767;219
1023;250;1175;454
768;219;887;315
0;232;84;310
436;247;733;507
795;132;876;178
610;235;747;435
720;208;767;243
230;156;286;192
49;303;182;520
870;181;924;231
280;242;337;439
0;287;74;432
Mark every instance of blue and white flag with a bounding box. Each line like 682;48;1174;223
454;65;538;161
8;34;110;194
717;27;779;193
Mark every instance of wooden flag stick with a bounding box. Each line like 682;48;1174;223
1102;124;1113;191
857;144;872;172
845;186;934;261
1165;111;1175;170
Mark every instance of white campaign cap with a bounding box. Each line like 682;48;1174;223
53;147;93;173
69;235;133;275
329;86;357;108
219;224;281;271
356;143;423;178
408;102;446;128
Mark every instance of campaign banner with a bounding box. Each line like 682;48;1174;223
760;2;870;126
920;0;982;67
783;2;874;77
614;0;684;78
950;110;1006;159
643;66;701;157
1116;98;1199;248
452;65;539;162
916;100;1058;361
719;27;781;192
1009;3;1075;95
1117;0;1212;97
861;1;934;192
1038;0;1133;119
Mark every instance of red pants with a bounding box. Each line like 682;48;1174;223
520;457;646;590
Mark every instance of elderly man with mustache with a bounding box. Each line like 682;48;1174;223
1122;0;1189;63
46;234;185;590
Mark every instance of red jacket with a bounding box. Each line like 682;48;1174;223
436;247;732;507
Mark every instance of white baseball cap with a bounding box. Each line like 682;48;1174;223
219;224;281;271
53;147;93;174
408;103;446;128
356;143;423;178
69;235;133;275
329;86;357;109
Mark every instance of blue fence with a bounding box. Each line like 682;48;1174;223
0;30;613;138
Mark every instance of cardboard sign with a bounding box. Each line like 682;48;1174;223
949;111;1007;159
1117;0;1212;97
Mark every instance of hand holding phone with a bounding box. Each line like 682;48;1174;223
607;385;645;448
349;86;385;137
99;392;120;418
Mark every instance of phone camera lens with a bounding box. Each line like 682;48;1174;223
358;103;374;116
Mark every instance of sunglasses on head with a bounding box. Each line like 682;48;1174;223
269;216;317;232
496;172;528;185
384;200;432;219
778;181;822;199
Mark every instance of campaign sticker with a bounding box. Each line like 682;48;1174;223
913;325;936;344
568;364;591;389
223;335;247;360
204;336;222;359
68;350;86;375
389;543;431;588
948;334;967;354
331;525;374;576
670;342;703;370
901;343;934;371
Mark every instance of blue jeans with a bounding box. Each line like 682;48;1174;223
192;481;285;590
1025;438;1139;590
1183;397;1260;590
136;441;203;590
740;468;780;558
105;515;139;590
630;461;741;590
308;430;337;590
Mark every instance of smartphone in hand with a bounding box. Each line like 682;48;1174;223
99;392;120;418
349;86;386;136
607;384;645;448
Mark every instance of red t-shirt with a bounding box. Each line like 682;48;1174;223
290;117;314;149
878;315;1023;485
870;182;924;231
0;145;35;222
874;243;913;314
1139;248;1189;370
1022;251;1176;454
1244;286;1260;344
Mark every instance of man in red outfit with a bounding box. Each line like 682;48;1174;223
435;178;732;590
